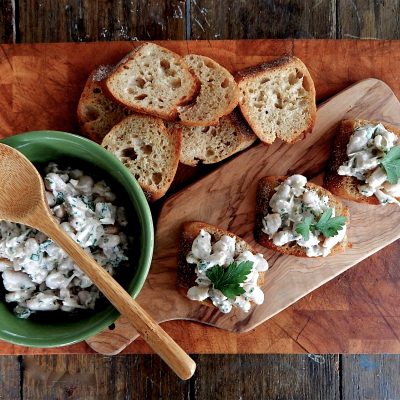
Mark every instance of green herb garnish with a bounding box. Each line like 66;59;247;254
205;261;253;299
295;208;347;240
295;216;313;241
381;146;400;184
315;208;347;238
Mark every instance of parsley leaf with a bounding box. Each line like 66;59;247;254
381;146;400;184
295;216;313;241
315;208;347;238
295;208;347;240
206;261;253;299
316;207;332;228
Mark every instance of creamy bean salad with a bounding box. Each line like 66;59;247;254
0;163;130;319
261;175;347;257
186;230;268;313
338;123;400;205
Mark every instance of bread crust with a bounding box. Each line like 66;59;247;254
177;221;266;308
324;119;400;205
77;66;131;143
235;55;316;144
227;108;258;145
236;55;297;81
254;176;350;257
103;43;200;121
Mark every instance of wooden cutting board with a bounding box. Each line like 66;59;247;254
1;40;400;355
86;78;400;355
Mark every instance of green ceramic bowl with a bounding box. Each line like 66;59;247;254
0;131;154;347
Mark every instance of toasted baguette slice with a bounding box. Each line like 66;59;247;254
77;65;132;143
236;55;316;144
101;114;181;201
177;221;266;309
255;176;349;257
324;119;400;205
177;54;239;126
179;109;257;166
104;43;199;120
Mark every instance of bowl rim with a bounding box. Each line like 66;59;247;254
0;130;154;347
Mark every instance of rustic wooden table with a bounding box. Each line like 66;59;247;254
1;1;400;399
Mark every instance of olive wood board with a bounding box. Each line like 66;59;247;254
87;78;400;355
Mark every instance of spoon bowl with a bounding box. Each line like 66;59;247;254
0;144;46;224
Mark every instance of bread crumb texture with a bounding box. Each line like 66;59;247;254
178;54;239;125
237;56;316;144
105;43;197;119
101;114;181;201
180;111;255;166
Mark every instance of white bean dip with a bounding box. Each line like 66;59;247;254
0;163;130;319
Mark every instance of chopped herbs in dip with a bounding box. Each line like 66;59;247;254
338;123;400;205
186;230;268;314
0;163;131;319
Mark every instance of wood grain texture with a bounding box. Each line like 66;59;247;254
88;78;400;355
189;0;337;39
12;354;341;400
22;354;190;400
6;0;400;44
8;354;400;399
0;41;400;357
18;0;186;42
0;356;20;400
342;355;400;400
338;0;400;39
0;0;15;44
194;354;340;400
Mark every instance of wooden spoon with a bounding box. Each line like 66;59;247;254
0;143;196;380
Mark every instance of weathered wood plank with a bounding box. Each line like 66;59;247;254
118;354;191;400
189;0;336;39
12;0;400;43
193;354;340;399
342;355;400;400
18;354;400;399
22;354;190;400
337;0;400;39
0;356;20;400
0;0;15;44
18;0;186;43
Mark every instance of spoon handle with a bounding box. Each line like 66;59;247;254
36;214;196;380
